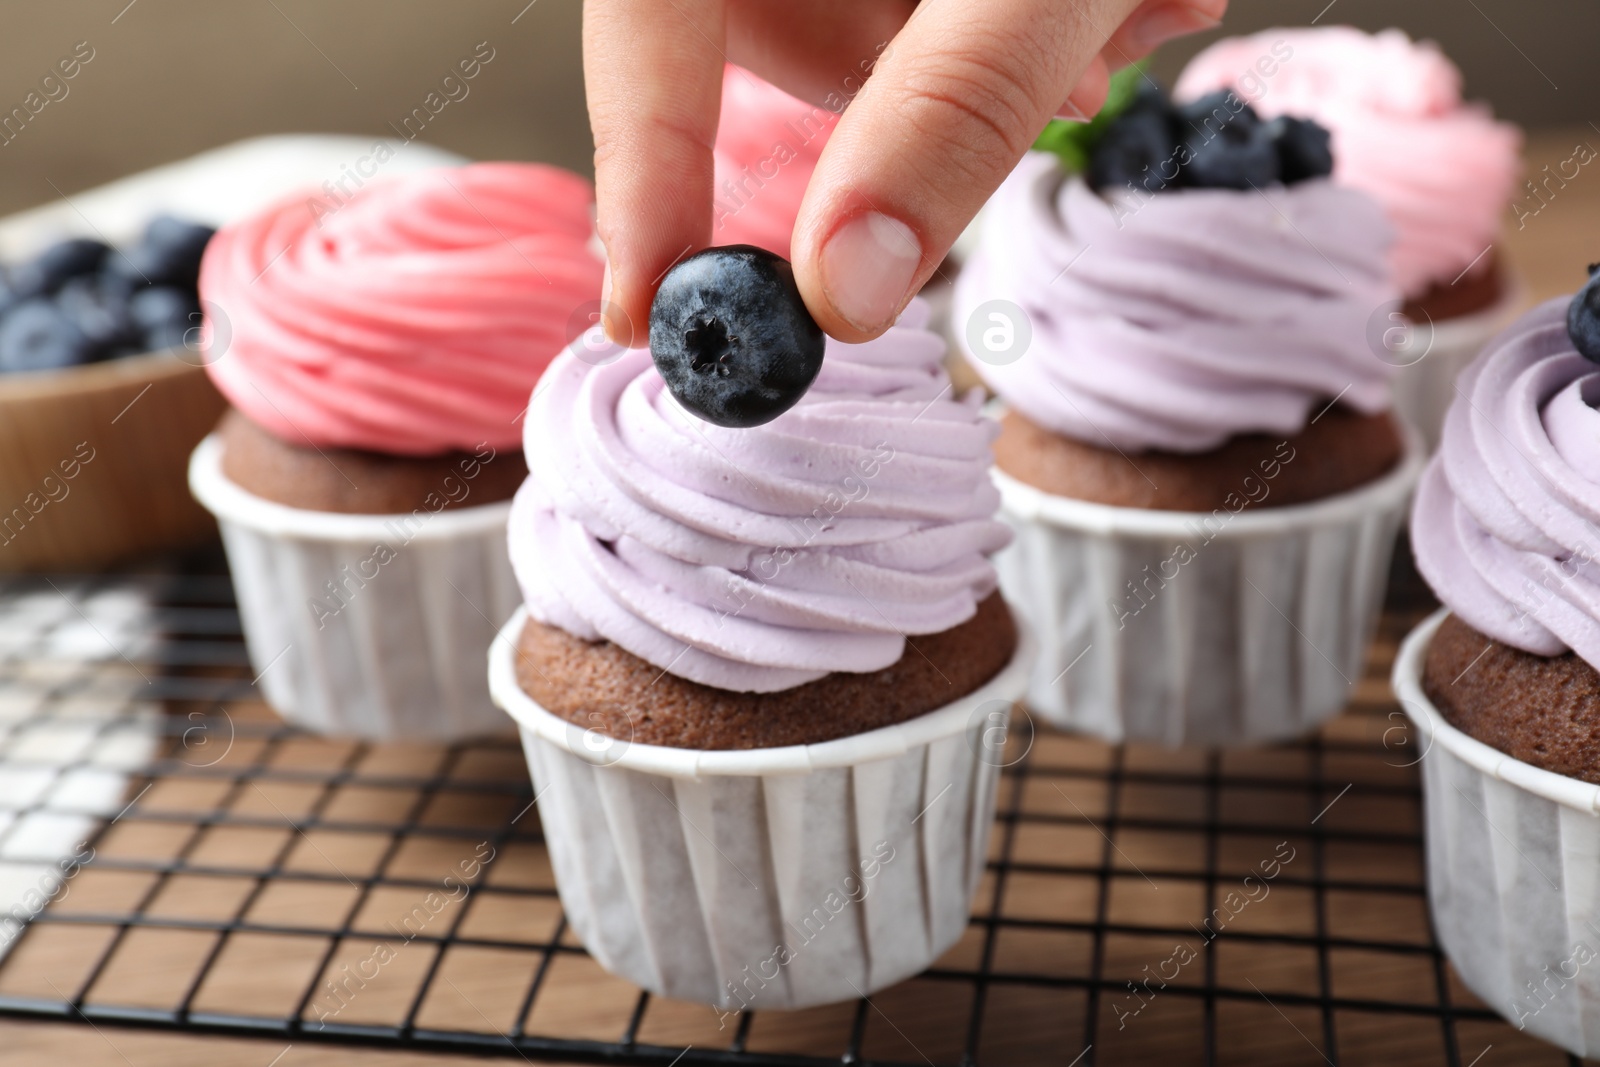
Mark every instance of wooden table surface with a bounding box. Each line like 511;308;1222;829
8;126;1600;1066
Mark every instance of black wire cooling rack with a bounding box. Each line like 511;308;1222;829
0;546;1585;1067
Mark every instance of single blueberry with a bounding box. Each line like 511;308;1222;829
129;285;200;333
10;238;111;298
57;276;138;349
649;245;825;428
108;215;214;289
1178;96;1279;190
1569;264;1600;362
0;299;96;372
1089;107;1182;195
1267;116;1335;184
95;267;142;302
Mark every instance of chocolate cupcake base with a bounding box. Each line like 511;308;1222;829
993;407;1404;512
489;605;1034;1009
217;408;527;514
1395;609;1600;1057
514;592;1018;749
1423;613;1600;784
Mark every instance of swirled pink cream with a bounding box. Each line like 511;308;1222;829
508;300;1009;693
1412;297;1600;666
711;65;837;255
951;152;1397;453
201;162;603;455
1176;28;1521;300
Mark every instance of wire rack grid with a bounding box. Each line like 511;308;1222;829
0;550;1583;1067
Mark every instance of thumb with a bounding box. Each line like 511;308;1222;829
791;0;1141;342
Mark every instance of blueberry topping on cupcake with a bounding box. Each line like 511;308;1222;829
1266;116;1335;184
1178;92;1280;190
649;245;825;428
1570;263;1600;363
1087;107;1177;194
1041;72;1335;197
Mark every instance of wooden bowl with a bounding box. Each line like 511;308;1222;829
0;350;226;571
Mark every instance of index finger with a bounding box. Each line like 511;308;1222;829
584;0;727;345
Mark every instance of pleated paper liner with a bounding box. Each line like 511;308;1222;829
993;421;1425;746
1396;609;1600;1058
489;606;1035;1010
189;434;518;740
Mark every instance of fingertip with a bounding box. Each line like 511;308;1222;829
1057;56;1111;120
600;270;650;349
794;208;924;343
597;258;639;348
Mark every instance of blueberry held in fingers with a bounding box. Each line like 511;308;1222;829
649;245;825;428
1569;263;1600;362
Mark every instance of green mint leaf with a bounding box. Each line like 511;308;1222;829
1031;62;1150;173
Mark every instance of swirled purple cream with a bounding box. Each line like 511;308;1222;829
1412;297;1600;666
508;300;1011;693
952;152;1399;453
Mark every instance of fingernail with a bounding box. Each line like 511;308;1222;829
599;261;620;342
819;212;921;333
1128;3;1222;53
1055;98;1092;123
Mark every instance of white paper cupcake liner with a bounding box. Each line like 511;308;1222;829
1390;275;1524;453
993;422;1425;746
189;434;518;740
1395;610;1600;1057
488;606;1035;1010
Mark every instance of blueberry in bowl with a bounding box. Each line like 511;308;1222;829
0;215;224;571
0;215;215;377
106;215;216;291
8;237;111;300
0;299;97;373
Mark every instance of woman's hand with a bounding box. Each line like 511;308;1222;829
584;0;1224;345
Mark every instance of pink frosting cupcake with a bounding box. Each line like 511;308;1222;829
202;162;602;460
188;162;604;740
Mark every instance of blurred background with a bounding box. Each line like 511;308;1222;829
0;0;1594;215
